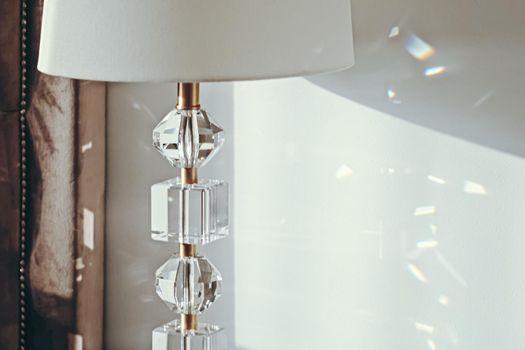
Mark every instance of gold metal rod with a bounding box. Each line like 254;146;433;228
177;82;199;332
179;242;197;331
181;314;197;331
177;82;200;110
179;243;196;257
181;168;198;185
180;245;197;331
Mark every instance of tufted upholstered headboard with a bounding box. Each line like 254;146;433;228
0;1;106;349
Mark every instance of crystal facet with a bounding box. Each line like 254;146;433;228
153;109;224;168
152;320;226;350
151;178;229;245
155;254;222;314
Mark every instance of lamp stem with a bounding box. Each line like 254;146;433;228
178;81;199;332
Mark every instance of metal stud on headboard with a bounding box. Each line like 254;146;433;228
18;0;29;348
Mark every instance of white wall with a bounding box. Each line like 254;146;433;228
233;79;525;350
106;1;525;349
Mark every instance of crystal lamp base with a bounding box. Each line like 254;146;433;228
152;320;226;350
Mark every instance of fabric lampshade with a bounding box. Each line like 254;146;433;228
38;0;354;82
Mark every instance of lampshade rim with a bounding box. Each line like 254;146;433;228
36;61;355;84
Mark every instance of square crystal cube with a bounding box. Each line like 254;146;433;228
151;178;229;245
152;320;226;350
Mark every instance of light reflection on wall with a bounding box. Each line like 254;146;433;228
405;34;435;61
233;78;525;350
424;66;446;77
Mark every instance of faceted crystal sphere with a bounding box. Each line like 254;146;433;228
153;108;224;168
152;320;226;350
156;255;222;314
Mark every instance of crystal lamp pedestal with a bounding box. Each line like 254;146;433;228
151;83;227;350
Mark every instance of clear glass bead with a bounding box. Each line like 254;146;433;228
152;320;226;350
153;108;224;168
151;178;229;245
156;254;222;314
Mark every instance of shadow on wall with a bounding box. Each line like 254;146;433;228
309;0;525;158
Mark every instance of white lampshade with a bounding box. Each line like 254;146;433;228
38;0;354;82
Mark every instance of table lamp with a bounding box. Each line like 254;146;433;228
38;1;354;349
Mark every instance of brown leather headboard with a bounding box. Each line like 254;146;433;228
0;1;106;349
